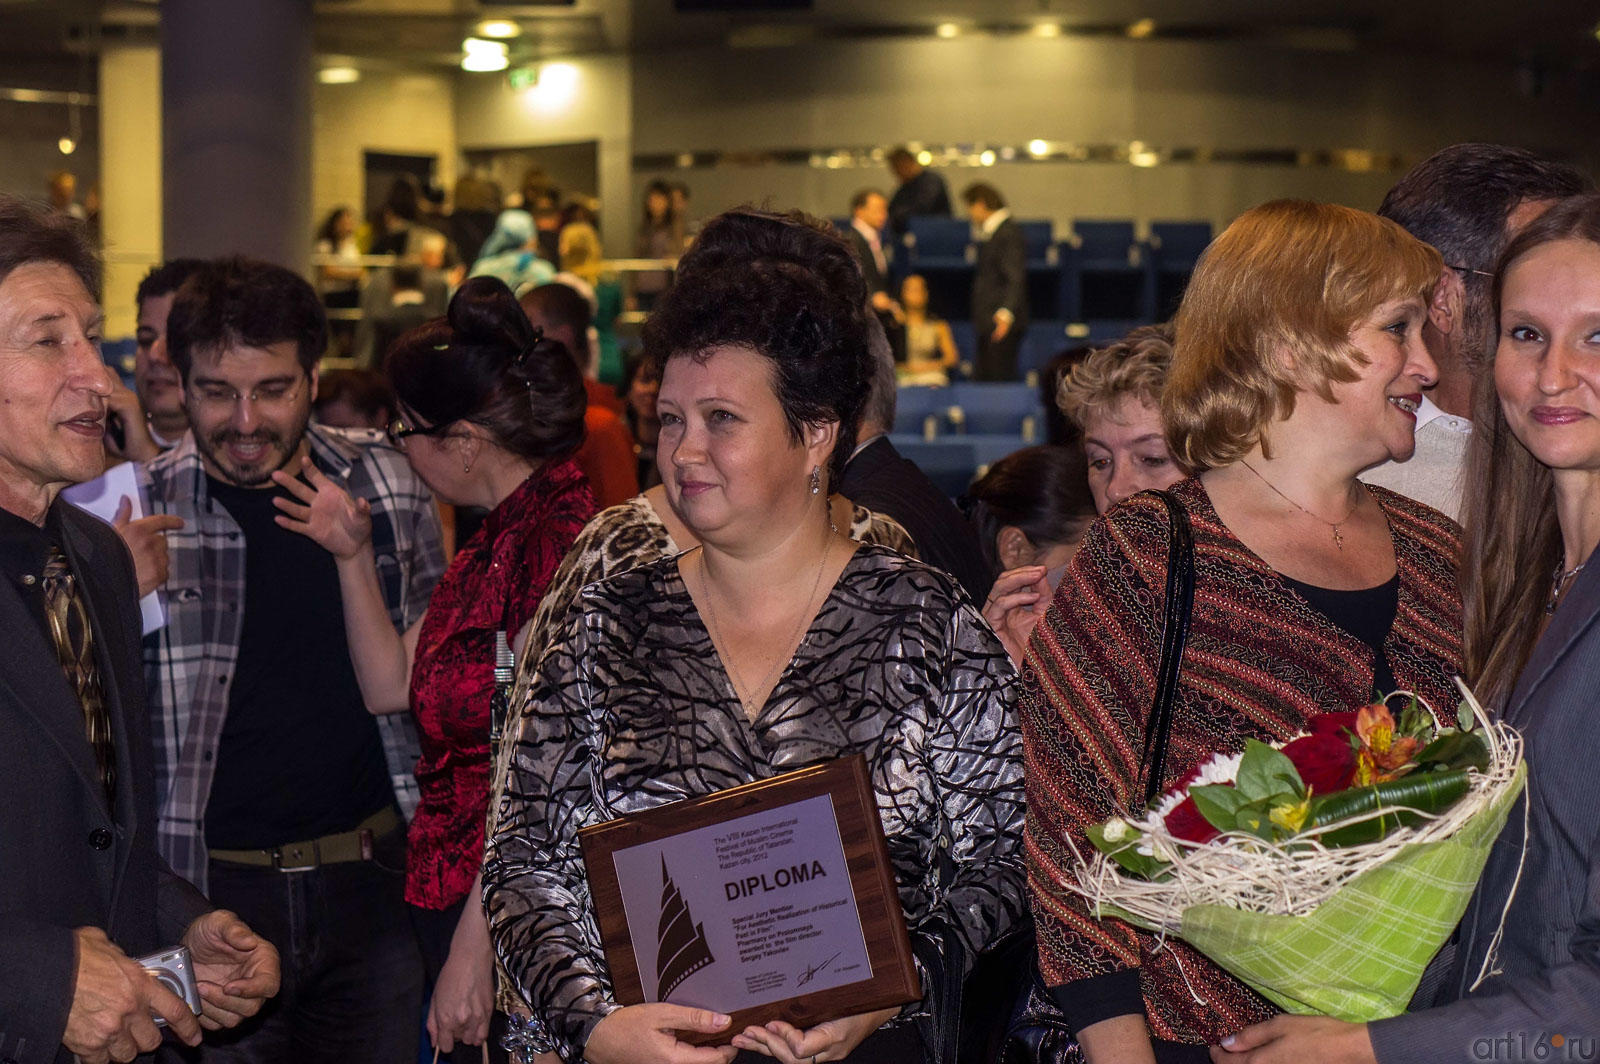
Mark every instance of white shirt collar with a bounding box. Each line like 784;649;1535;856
150;425;183;450
850;432;887;461
1415;394;1471;434
979;208;1010;239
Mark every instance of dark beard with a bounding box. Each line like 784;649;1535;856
194;414;309;487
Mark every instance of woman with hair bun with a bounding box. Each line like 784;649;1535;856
273;275;595;1061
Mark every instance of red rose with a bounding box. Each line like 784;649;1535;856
1309;711;1359;740
1280;732;1357;796
1164;795;1222;844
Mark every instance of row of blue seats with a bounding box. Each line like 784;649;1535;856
902;216;1210;270
837;216;1210;324
892;382;1045;440
888;433;1031;498
943;317;1148;384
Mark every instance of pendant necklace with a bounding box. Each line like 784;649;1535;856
1238;460;1361;550
1548;561;1587;616
696;538;833;720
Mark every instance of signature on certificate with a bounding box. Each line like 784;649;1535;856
796;951;841;988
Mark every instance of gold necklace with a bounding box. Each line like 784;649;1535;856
695;538;834;720
1238;460;1362;551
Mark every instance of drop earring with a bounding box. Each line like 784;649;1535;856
808;466;821;495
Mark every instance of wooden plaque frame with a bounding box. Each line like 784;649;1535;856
579;754;919;1045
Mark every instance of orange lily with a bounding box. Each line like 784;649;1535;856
1353;703;1422;783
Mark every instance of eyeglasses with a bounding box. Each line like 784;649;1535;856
386;415;454;447
1448;264;1494;281
188;377;305;412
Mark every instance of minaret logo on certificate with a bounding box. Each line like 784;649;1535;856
655;855;716;1000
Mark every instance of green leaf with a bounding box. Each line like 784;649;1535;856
1456;699;1476;732
1416;730;1489;773
1231;796;1289;840
1188;784;1250;831
1235;740;1306;801
1307;769;1471;846
1396;694;1429;739
1087;821;1171;880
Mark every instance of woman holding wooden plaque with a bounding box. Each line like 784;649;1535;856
484;209;1026;1064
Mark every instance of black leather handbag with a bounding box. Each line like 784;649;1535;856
997;491;1196;1064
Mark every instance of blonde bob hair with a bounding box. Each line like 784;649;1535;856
1163;200;1442;470
1057;322;1174;430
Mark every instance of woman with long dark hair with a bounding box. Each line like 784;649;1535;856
633;179;678;312
273;276;593;1060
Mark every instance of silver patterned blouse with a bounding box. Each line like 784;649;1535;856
483;544;1025;1060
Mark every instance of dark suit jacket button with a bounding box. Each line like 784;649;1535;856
89;828;113;850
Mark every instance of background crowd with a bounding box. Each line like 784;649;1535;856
4;138;1600;1064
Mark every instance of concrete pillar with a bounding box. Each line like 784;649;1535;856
161;0;313;269
99;44;163;341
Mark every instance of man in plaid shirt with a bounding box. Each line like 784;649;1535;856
141;258;444;1058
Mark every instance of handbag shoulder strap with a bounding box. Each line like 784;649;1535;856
1136;490;1196;811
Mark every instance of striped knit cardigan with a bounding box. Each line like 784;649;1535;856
1020;476;1463;1045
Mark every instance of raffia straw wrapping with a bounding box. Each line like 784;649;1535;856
1068;686;1524;930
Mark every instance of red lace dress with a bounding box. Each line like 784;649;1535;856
405;458;595;910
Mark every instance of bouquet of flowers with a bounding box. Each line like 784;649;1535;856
1072;680;1525;1021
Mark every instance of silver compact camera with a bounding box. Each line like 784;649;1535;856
136;945;202;1027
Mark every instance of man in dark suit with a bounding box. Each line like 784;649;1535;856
837;320;991;605
962;183;1028;381
886;147;952;238
0;197;278;1064
845;189;904;358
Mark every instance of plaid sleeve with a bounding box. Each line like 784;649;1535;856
343;434;447;822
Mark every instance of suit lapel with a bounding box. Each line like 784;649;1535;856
0;568;111;797
1503;553;1600;723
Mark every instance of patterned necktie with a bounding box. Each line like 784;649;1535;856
41;546;117;807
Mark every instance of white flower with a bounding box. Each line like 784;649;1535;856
1102;818;1132;843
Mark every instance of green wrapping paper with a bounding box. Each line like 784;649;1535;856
1097;762;1527;1021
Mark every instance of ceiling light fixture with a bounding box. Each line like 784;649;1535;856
462;37;509;72
477;19;520;39
519;61;580;109
1033;22;1063;38
1028;139;1050;158
59;91;82;157
935;22;960;39
979;150;997;167
318;66;360;85
1127;18;1157;39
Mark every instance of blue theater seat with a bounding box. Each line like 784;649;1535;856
887;436;980;498
947;381;1044;441
1061;219;1153;323
904;217;973;269
1149;220;1213;316
1019;321;1071;382
893;385;957;438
